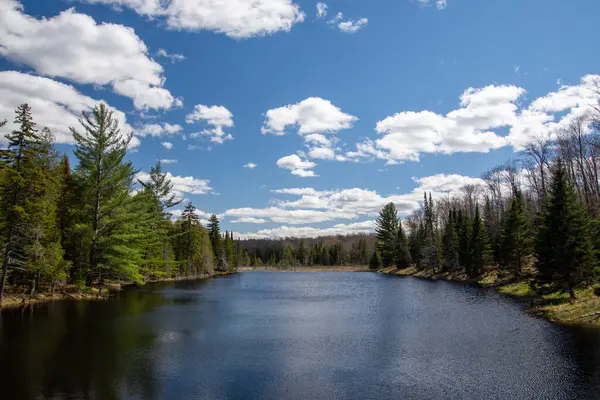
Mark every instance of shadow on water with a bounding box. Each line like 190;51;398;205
0;272;598;400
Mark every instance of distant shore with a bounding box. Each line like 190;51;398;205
380;266;600;328
237;265;371;272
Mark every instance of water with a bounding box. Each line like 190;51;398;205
1;271;599;400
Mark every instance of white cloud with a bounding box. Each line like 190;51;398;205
79;0;305;39
232;172;487;238
161;141;174;149
236;220;375;239
186;104;234;144
225;207;355;225
262;97;357;136
0;71;137;147
135;123;183;137
136;171;213;200
160;159;178;164
0;0;180;110
231;217;267;224
348;75;600;164
308;147;335;160
436;0;447;10
276;154;318;177
156;48;185;63
325;12;367;33
338;18;368;33
243;162;258;169
316;2;328;18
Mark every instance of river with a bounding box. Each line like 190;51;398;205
0;271;599;399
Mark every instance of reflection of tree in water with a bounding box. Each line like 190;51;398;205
0;289;170;400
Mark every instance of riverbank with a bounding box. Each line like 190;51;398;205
0;271;236;309
380;266;600;327
237;265;371;272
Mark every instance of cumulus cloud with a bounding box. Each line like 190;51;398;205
231;172;489;238
262;97;357;136
136;171;213;200
186;104;234;144
231;217;267;224
243;162;257;169
160;159;178;164
161;141;174;149
135;123;183;137
236;221;375;240
316;2;328;18
326;12;367;33
347;75;600;164
276;154;317;177
78;0;305;39
338;18;368;33
0;0;180;110
156;48;185;63
436;0;447;10
0;71;137;147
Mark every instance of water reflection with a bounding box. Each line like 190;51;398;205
0;273;598;400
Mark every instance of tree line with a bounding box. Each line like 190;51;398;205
238;235;376;268
374;105;600;299
0;104;238;307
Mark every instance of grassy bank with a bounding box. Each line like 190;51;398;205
380;267;600;327
238;265;371;272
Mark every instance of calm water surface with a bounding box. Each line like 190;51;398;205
1;271;599;399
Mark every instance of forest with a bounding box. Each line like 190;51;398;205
0;104;239;307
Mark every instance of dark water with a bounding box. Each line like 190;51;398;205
1;272;599;400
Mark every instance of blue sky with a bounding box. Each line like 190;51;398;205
1;0;599;238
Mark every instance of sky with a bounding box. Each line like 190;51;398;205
1;0;599;239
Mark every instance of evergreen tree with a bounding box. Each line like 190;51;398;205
180;202;200;276
469;205;491;277
375;202;399;267
457;210;471;269
395;221;412;268
0;104;47;305
71;103;139;284
501;191;531;279
369;250;381;270
442;210;459;271
535;160;595;299
297;239;307;266
207;214;221;260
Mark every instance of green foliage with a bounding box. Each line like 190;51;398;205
375;202;399;267
395;222;411;268
535;160;595;298
469;205;492;277
501;191;532;278
442;210;459;272
369;250;381;270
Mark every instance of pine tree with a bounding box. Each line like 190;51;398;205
457;210;471;270
0;104;46;305
535;160;595;299
469;205;491;277
207;214;221;261
181;202;200;276
71;103;139;285
375;202;399;267
395;221;412;268
369;250;381;270
501;191;531;279
442;210;459;272
297;239;307;266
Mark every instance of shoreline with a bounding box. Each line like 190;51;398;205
237;266;371;272
380;266;600;328
0;271;236;310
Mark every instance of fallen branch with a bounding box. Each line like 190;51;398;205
575;311;600;321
